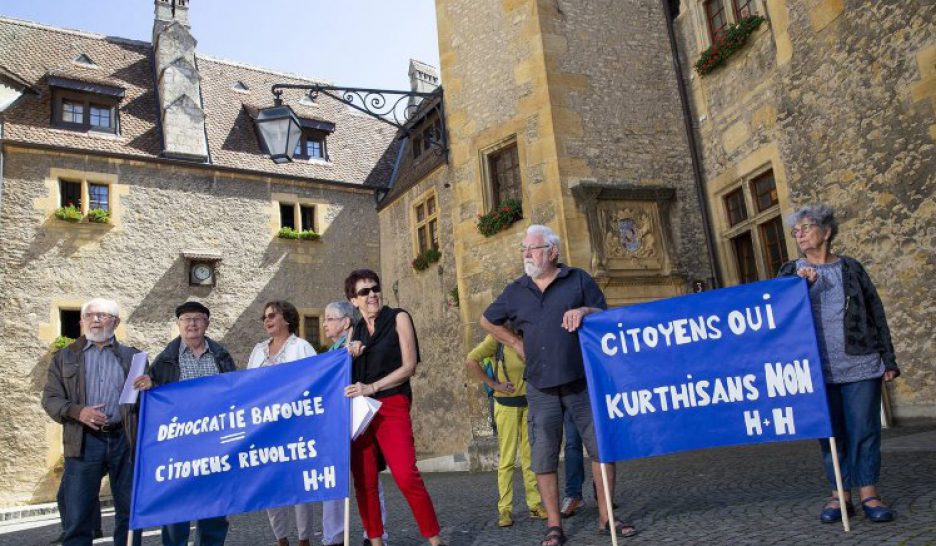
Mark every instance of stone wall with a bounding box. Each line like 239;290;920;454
542;0;712;284
435;0;563;449
0;147;379;506
675;0;936;417
376;166;471;457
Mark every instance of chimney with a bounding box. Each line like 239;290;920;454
407;59;439;110
152;0;208;162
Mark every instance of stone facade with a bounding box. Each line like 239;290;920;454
0;5;394;506
374;0;713;467
674;0;936;418
0;148;378;505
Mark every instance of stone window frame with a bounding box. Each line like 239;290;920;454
479;135;524;214
51;88;120;135
411;187;440;257
59;307;82;340
53;172;115;220
298;308;325;352
689;0;765;48
715;165;789;284
276;200;319;233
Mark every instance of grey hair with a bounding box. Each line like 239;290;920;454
788;203;838;245
526;224;561;260
326;301;355;321
81;298;120;318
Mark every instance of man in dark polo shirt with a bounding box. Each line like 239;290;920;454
481;224;636;543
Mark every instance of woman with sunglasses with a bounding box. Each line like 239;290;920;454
343;269;446;546
247;300;320;546
778;204;900;524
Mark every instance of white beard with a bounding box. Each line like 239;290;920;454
524;260;545;278
86;327;116;343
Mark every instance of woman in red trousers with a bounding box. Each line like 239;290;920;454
343;269;446;546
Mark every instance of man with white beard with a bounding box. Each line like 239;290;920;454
42;298;146;546
481;225;636;545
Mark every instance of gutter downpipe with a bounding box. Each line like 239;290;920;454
661;0;723;289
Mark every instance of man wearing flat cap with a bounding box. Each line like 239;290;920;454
142;300;237;546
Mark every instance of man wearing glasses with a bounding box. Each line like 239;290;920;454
481;225;636;545
142;301;236;546
42;298;146;546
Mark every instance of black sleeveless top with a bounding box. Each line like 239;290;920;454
351;306;421;399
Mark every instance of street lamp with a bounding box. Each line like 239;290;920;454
255;84;447;164
254;92;302;164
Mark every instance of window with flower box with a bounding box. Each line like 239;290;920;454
719;168;788;283
704;0;729;41
56;177;110;221
698;0;761;46
279;203;317;232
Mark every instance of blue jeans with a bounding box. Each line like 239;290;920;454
62;430;140;546
162;517;229;546
820;378;882;489
57;472;101;534
563;411;584;500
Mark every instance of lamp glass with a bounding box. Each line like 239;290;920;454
256;105;302;163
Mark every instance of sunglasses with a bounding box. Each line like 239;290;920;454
355;285;381;298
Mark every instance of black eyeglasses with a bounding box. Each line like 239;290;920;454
355;285;381;298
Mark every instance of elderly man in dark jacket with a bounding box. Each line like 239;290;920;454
42;298;145;546
139;300;236;546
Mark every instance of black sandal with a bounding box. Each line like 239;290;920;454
598;519;638;538
540;526;567;546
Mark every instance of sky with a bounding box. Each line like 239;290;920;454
0;0;441;91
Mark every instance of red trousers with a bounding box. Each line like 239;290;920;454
351;393;441;539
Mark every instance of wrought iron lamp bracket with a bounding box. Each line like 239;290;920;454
270;84;447;155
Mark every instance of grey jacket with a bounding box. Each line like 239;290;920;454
41;336;144;457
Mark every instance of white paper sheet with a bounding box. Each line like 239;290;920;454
119;352;148;405
351;396;382;440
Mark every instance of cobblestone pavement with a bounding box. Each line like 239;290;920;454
3;424;934;546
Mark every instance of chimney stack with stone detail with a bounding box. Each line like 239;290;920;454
152;0;208;162
407;59;439;110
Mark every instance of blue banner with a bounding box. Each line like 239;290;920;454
580;277;832;462
131;350;351;529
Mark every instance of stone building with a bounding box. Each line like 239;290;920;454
0;0;934;509
0;2;397;506
378;0;717;465
671;0;935;421
377;0;935;469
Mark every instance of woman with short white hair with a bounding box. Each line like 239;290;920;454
779;203;899;524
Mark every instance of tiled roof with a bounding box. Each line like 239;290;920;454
378;93;446;208
0;16;398;187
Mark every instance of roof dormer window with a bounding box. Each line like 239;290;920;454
48;76;124;135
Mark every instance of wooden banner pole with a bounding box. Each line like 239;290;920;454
828;436;850;533
599;462;619;546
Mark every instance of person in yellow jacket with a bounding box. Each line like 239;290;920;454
466;332;546;528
